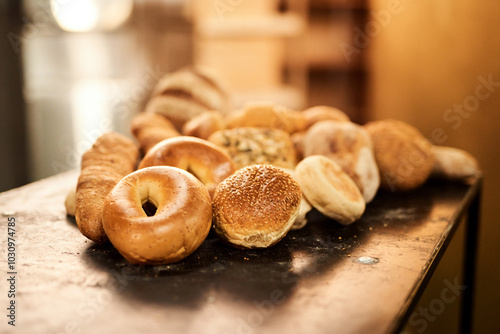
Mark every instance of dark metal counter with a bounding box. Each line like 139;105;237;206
0;170;481;334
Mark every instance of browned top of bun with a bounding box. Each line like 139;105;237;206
212;164;301;248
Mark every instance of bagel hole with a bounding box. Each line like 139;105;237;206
142;200;157;217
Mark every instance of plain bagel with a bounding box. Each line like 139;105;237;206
138;136;236;198
102;166;212;265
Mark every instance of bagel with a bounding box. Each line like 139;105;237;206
102;166;212;265
295;155;365;225
212;164;302;249
138;136;236;198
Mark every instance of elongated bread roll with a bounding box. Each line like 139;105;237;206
75;132;139;244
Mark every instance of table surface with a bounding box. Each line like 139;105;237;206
0;170;480;334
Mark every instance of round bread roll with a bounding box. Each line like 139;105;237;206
295;155;365;225
138;136;236;198
102;166;212;265
182;111;226;140
145;67;230;131
364;119;434;192
227;101;306;134
303;120;380;203
212;164;302;249
431;146;480;181
302;106;350;129
208;127;297;170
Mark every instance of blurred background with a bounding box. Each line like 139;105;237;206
0;0;498;332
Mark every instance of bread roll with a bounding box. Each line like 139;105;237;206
227;101;306;134
75;132;139;244
303;120;380;203
212;164;301;249
295;155;365;225
431;146;480;181
145;67;230;131
182;111;226;140
302;105;350;129
208;127;297;169
364;119;434;192
130;112;180;154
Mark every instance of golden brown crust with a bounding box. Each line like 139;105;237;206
364;119;434;192
130;112;180;154
138;136;236;198
208;127;297;169
226;101;306;134
102;166;212;265
212;164;301;249
182;111;226;140
75;132;139;244
302;120;380;203
302;106;350;129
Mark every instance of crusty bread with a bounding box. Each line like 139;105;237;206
277;167;312;230
212;164;301;249
295;155;365;225
364;119;434;192
303;120;380;203
208;127;297;169
75;132;139;244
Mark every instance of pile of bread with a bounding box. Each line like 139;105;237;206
65;67;480;265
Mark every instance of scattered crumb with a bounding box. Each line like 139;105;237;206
338;237;342;240
369;227;373;231
354;235;357;238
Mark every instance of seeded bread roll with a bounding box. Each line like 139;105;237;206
212;164;301;249
145;67;230;131
130;112;180;154
75;132;139;244
364;119;434;192
208;127;297;169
